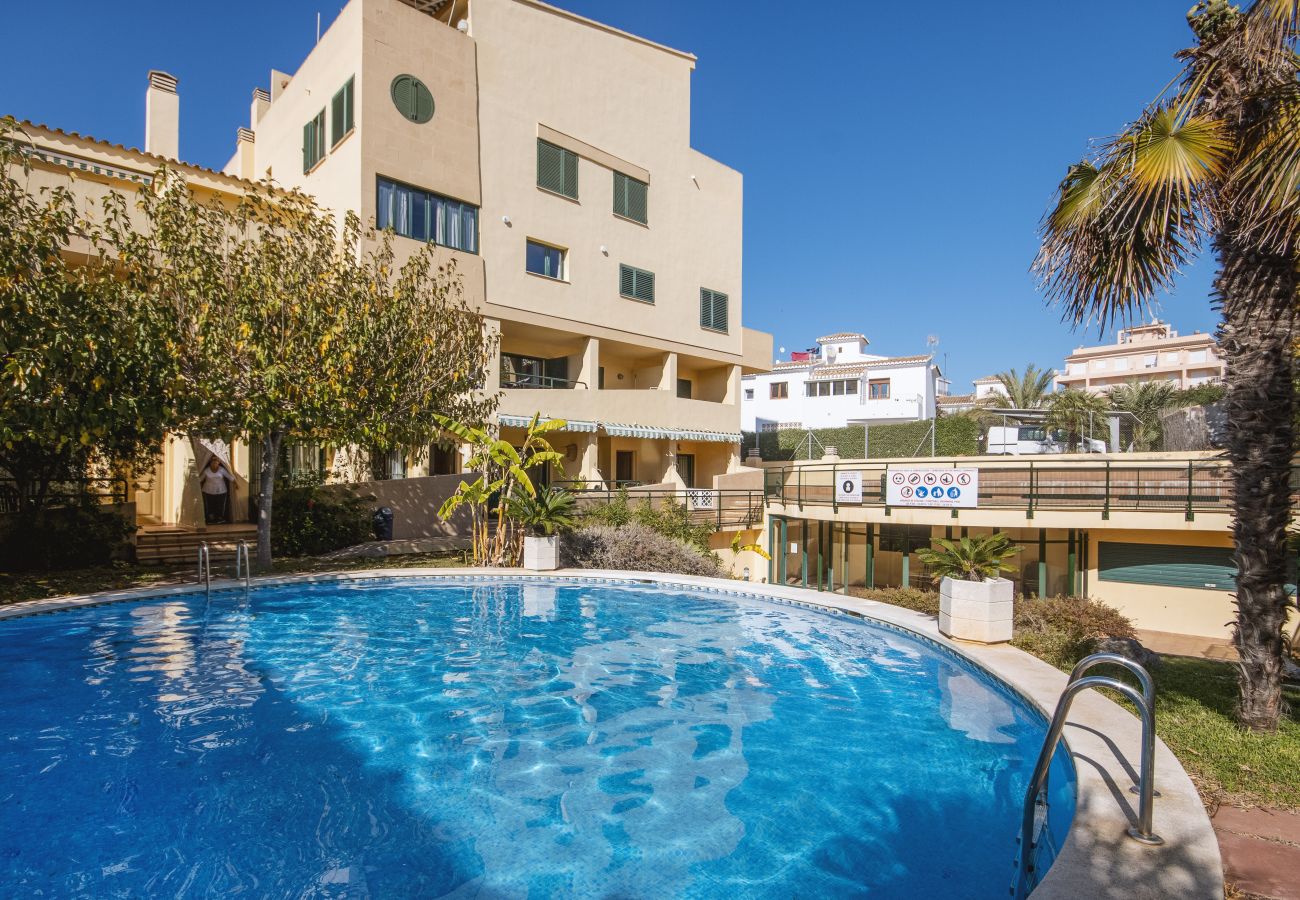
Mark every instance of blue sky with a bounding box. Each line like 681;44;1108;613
0;1;1220;390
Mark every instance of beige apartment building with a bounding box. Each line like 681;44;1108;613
223;0;771;491
1055;321;1225;393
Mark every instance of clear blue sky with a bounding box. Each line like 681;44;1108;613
0;1;1220;390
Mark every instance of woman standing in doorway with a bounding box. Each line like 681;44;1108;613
199;455;235;525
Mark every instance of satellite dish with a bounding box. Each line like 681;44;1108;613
778;346;786;354
926;334;939;348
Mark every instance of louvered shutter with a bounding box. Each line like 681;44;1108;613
537;140;578;198
414;81;434;123
619;264;636;298
614;172;648;224
620;265;654;303
331;77;353;145
700;288;728;332
303;119;314;173
393;76;413;117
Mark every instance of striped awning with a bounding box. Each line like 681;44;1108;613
498;414;598;433
602;423;741;443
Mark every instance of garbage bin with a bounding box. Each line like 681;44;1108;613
373;506;394;541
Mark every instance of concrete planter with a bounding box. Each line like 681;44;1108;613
522;535;559;571
938;576;1013;644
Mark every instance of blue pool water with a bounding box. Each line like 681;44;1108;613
0;578;1074;897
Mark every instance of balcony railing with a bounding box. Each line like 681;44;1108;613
763;460;1236;521
501;373;588;390
562;485;766;530
0;476;129;515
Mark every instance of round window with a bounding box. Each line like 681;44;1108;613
390;75;434;124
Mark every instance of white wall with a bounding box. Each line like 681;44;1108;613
742;361;936;431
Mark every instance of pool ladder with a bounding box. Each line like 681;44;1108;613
196;540;252;602
1015;653;1159;897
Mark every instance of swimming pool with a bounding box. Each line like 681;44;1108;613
0;576;1074;897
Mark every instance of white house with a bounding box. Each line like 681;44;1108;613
741;333;941;432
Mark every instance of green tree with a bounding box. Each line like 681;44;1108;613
0;119;180;521
112;178;495;567
988;364;1056;410
1035;0;1299;728
916;534;1022;583
1108;381;1179;450
1046;390;1112;452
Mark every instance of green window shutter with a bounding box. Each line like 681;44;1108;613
537;140;578;199
700;288;728;332
619;264;654;303
303;119;314;173
331;77;354;145
391;75;434;123
613;171;648;224
1097;542;1243;591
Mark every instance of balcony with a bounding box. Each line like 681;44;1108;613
500;372;588;390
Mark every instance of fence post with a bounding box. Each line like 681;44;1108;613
1185;461;1195;522
1103;461;1111;521
1027;461;1035;520
798;466;804;511
832;463;839;513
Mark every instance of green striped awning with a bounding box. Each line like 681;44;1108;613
602;423;741;443
498;414;597;433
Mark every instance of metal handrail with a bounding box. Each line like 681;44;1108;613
500;374;588;390
235;540;251;599
196;542;211;601
1016;656;1161;897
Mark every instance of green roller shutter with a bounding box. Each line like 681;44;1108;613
1098;542;1239;591
613;171;648;224
700;288;728;332
619;264;654;303
537;140;578;198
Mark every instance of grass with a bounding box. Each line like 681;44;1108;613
851;585;1300;811
0;551;465;606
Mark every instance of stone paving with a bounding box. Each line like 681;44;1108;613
1213;805;1300;899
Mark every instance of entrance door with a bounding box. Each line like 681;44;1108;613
677;453;696;489
615;451;635;484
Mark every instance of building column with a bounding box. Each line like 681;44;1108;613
658;351;678;391
663;440;684;489
723;363;742;405
577;433;602;485
485;318;502;394
579;336;599;390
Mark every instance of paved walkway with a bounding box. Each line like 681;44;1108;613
1212;805;1300;899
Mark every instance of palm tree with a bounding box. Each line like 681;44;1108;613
1046;390;1112;451
1035;0;1298;730
1109;381;1179;450
989;364;1056;409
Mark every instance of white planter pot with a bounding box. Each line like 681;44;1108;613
523;534;559;571
938;576;1013;644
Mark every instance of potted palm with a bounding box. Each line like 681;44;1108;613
916;534;1021;644
508;486;577;570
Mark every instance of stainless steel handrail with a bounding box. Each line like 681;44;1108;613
1016;656;1161;897
235;540;251;599
196;541;211;601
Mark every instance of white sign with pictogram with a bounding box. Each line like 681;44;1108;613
886;467;979;508
835;471;863;504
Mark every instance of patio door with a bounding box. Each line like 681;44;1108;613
615;451;634;484
677;453;696;489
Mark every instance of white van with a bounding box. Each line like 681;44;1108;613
986;425;1106;455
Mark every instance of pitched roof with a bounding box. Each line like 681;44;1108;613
937;393;975;405
817;332;868;344
972;375;1001;384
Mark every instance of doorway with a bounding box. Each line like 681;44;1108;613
615;451;635;484
677;453;696;489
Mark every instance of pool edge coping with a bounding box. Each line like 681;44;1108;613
0;567;1223;899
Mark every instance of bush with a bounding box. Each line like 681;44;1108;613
849;586;940;616
271;478;374;557
560;523;723;578
0;501;134;572
742;416;981;461
581;491;714;551
1012;595;1136;669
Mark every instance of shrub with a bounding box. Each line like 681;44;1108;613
1012;595;1136;669
742;417;981;461
580;491;714;551
0;501;135;572
560;523;723;578
849;586;940;616
271;477;374;557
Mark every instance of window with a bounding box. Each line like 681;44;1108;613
537;139;578;199
1093;358;1109;370
677;378;692;399
390;74;434;123
501;352;568;389
370;448;407;481
376;177;478;253
1143;354;1158;368
1113;357;1130;371
619;264;655;303
430;441;459;475
331;77;354;146
770;382;788;399
700;288;729;333
868;379;890;399
806;380;855;397
526;240;565;280
598;367;605;389
1163;352;1181;365
1188;349;1208;364
613;171;648;224
302;109;325;172
744;388;754;400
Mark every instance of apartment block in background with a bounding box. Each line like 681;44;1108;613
224;0;772;489
1055;321;1224;393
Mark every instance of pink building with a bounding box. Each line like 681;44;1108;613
1055;321;1224;393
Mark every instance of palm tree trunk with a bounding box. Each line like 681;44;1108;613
1216;236;1297;732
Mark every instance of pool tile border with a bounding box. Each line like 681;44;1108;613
0;567;1223;898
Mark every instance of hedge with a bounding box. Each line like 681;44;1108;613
742;416;981;461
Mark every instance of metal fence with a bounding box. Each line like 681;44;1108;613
763;460;1233;521
567;487;766;530
0;476;129;514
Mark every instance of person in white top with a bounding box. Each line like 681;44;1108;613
199;455;235;524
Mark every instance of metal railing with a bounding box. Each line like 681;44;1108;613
235;540;251;600
0;476;129;514
1015;653;1159;898
196;541;211;601
500;374;588;390
566;486;766;530
764;459;1233;520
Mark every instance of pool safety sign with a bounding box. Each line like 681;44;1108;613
886;468;979;509
835;471;863;504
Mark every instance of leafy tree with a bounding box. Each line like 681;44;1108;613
1034;0;1300;728
112;178;495;567
1108;381;1178;450
916;534;1022;583
988;364;1056;410
0;119;180;523
1046;390;1112;451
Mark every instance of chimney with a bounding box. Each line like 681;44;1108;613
251;87;270;126
145;70;179;159
234;128;256;180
